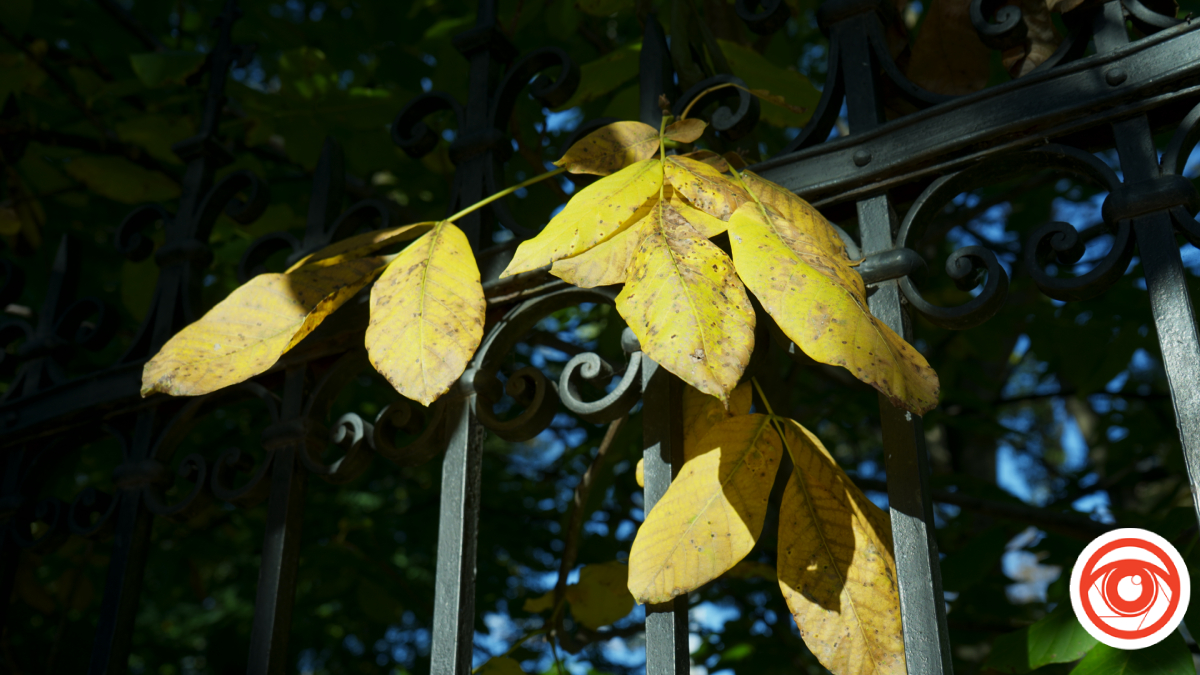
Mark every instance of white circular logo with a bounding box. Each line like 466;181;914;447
1069;528;1190;649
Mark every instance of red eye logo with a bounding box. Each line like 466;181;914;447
1070;528;1190;649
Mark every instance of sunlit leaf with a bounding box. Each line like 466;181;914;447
664;155;747;222
142;257;386;397
776;419;904;675
617;200;755;400
738;170;846;258
728;198;939;414
365;221;485;406
549;186;724;287
504;159;662;277
628;414;782;604
553;121;660;175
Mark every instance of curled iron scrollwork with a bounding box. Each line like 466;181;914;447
391;92;464;160
299;413;377;484
143;454;211;521
67;486;119;539
116;204;174;262
372;399;448;467
193;169;271;239
470;284;618;441
970;0;1027;51
672;75;760;141
559;327;644;425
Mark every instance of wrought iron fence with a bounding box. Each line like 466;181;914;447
4;0;1200;673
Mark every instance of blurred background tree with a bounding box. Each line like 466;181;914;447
4;0;1200;673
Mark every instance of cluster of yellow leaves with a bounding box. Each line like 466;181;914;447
504;118;938;413
141;220;484;407
630;385;905;675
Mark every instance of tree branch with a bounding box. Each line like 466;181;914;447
91;0;166;52
854;477;1113;540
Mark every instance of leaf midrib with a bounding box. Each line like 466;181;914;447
785;427;883;673
643;416;772;597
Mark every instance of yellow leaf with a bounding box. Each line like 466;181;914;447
523;590;555;613
638;381;753;487
287;221;435;272
628;414;782;604
142;257;385;397
504;159;662;277
776;419;904;675
553;120;660;175
365;221;485;406
617;200;755;400
476;656;526;675
548;186;724;288
683;381;752;461
664;118;706;143
664;155;747;222
679;149;729;173
739;170;846;259
565;562;636;629
728;201;939;415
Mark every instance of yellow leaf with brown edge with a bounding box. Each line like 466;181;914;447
142;256;386;397
287;221;435;272
550;187;727;288
565;562;636;629
727;201;939;415
628;414;782;604
664;154;748;221
366;221;485;406
617;200;754;400
554;120;660;175
636;381;752;487
738;170;846;259
777;419;904;675
503;159;662;277
664;118;707;143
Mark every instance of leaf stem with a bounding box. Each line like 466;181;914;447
679;82;806;121
445;166;567;224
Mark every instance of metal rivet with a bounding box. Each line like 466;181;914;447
1106;68;1127;86
853;150;872;167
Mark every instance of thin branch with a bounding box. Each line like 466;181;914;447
553;415;628;652
854;477;1113;540
91;0;166;52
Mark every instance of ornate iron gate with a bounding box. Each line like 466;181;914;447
4;0;1200;673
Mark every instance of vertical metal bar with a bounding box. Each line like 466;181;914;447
89;413;157;675
430;394;483;674
837;15;954;675
247;367;309;675
1093;1;1200;531
639;15;676;127
640;360;689;675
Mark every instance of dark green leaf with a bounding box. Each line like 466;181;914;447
129;51;207;87
1070;631;1193;675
